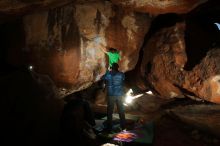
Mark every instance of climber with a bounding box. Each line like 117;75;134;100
99;44;121;70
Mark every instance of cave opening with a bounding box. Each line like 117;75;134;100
144;13;184;44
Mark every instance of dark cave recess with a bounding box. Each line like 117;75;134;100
184;0;220;70
0;18;26;73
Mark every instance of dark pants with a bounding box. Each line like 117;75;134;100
107;96;126;130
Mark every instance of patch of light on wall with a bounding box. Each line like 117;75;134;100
145;90;153;95
94;36;101;44
214;23;220;30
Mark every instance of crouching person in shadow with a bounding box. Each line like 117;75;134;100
60;93;96;146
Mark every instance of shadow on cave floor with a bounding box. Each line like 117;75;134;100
91;98;220;146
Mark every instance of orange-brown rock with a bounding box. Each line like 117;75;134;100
23;1;151;96
185;49;220;103
141;22;220;104
0;0;208;15
110;0;208;14
141;22;187;99
105;6;152;71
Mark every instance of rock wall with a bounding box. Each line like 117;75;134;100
0;0;207;15
110;0;208;14
23;1;151;96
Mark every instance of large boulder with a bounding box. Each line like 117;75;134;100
141;22;187;99
23;1;151;96
141;21;220;103
185;49;220;103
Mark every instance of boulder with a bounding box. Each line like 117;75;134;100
141;22;187;99
185;49;220;103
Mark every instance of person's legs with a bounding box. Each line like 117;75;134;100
107;96;115;131
116;97;126;129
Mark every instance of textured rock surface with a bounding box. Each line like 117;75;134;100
141;22;220;103
23;1;151;96
168;104;220;137
1;0;207;15
110;0;208;14
185;49;220;103
141;22;187;99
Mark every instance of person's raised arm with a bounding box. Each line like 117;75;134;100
119;51;121;60
99;43;108;54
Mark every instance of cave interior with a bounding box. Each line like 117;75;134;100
1;0;220;146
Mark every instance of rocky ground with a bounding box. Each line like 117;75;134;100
92;96;220;146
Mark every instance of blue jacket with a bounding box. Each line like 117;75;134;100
103;70;125;97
